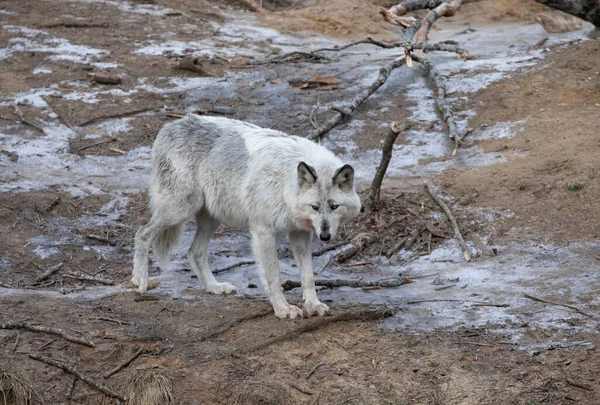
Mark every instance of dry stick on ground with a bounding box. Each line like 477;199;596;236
78;138;116;152
336;233;380;263
76;107;154;127
386;236;408;258
312;240;351;257
523;293;592;317
238;307;393;354
282;276;412;292
413;55;466;154
88;73;122;85
424;183;471;261
36;262;64;282
39;196;61;213
367;121;409;211
28;354;125;401
0;282;12;288
415;0;465;43
104;347;146;378
199;306;273;342
9;104;48;135
63;272;115;286
0;322;95;347
85;234;117;246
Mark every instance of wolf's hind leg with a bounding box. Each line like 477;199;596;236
289;230;329;317
251;226;303;319
189;210;236;295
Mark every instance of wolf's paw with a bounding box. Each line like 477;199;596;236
303;299;329;317
130;276;140;287
207;282;236;295
274;304;304;319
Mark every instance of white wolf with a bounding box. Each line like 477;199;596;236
131;115;361;319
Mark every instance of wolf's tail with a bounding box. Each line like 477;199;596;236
152;224;183;270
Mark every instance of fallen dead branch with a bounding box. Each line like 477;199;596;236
63;272;116;286
104;346;146;378
85;234;117;246
0;282;12;288
88;72;122;85
38;196;61;214
336;233;380;263
413;55;466;153
415;0;465;43
35;262;63;282
367;121;408;211
472;302;510;308
238;306;393;353
408;299;466;304
312;241;351;257
288;381;314;396
306;56;406;140
3;104;48;135
386;236;409;258
424;183;471;261
40;21;110;28
282;276;412;292
0;322;95;347
566;376;594;392
212;260;256;274
76;107;154;127
523;293;592;317
77;137;116;152
28;354;125;401
199;306;273;342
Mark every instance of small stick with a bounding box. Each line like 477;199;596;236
1;322;95;347
312;241;351;257
386;236;408;258
282;276;412;291
63;272;115;286
408;299;465;304
288;381;314;396
238;307;393;353
76;107;154;127
566;377;594;392
28;353;125;401
434;284;456;291
523;293;592;317
212;260;256;274
10;104;48;135
340;261;371;268
472;302;509;308
94;316;132;325
424;183;471;261
199;306;273;342
77;138;116;152
88;73;122;85
12;332;19;351
103;346;146;378
85;234;117;246
39;196;61;213
108;147;127;155
36;262;64;282
367;121;408;211
306;363;325;379
66;377;77;402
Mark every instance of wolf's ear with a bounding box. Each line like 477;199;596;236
333;164;354;191
298;161;318;187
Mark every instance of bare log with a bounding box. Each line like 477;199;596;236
238;306;394;353
282;276;412;291
0;322;95;347
536;0;600;27
367;122;408;211
28;354;125;401
88;73;122;85
36;262;63;282
413;55;465;153
424;183;471;261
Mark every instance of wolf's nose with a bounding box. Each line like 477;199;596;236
319;232;331;241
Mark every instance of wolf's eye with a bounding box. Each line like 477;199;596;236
311;205;319;211
330;204;339;211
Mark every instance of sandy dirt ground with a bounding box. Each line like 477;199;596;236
1;0;600;404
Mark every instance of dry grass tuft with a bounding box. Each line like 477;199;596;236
0;361;36;405
126;367;174;405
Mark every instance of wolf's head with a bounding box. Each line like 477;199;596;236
295;161;361;241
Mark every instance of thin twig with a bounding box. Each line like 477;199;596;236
306;362;325;379
212;260;256;274
28;353;125;400
39;196;61;213
566;377;594;392
199;306;273;342
312;241;351;257
238;306;393;353
368;121;408;211
77;138;116;152
424;183;471;261
407;299;465;304
523;293;592;317
76;107;154;127
288;381;314;395
103;346;146;378
36;262;64;282
94;316;133;326
7;104;48;135
85;234;117;246
1;322;95;347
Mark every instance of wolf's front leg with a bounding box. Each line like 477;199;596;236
251;226;303;319
289;230;329;317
